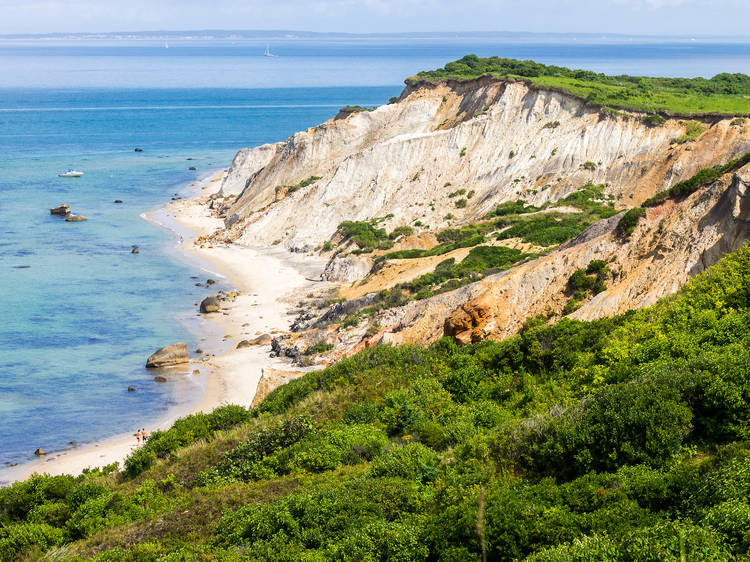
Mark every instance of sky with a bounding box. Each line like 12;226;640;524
1;0;749;37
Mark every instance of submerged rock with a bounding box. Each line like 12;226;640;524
199;296;220;313
34;448;46;456
50;204;70;216
145;342;189;368
65;215;88;222
153;375;168;383
188;166;197;171
134;148;143;152
114;199;123;204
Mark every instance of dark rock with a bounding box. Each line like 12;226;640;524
200;296;221;313
114;199;123;203
154;375;168;383
195;348;203;354
187;157;194;160
34;448;46;456
127;386;136;392
50;204;70;216
131;245;139;254
10;463;17;466
146;342;189;368
134;148;143;152
188;166;197;171
206;278;216;285
65;215;88;222
195;283;202;287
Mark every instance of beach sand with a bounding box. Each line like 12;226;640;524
0;171;327;482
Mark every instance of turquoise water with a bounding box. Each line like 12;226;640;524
1;35;750;472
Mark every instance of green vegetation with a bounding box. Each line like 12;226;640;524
305;342;334;355
459;147;467;157
617;207;646;237
563;259;610;314
672;120;707;144
411;55;750;116
274;175;322;196
582;161;597;171
643;113;667;127
4;246;750;560
455;198;468;208
333;219;414;253
642;150;750;207
542;120;560;129
447;188;466;198
495;183;618;246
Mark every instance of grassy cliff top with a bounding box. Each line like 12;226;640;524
408;54;750;117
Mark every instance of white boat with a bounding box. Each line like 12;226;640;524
59;169;84;177
264;44;275;57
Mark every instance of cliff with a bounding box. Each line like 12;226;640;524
219;77;750;252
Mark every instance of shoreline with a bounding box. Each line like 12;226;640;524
0;171;327;483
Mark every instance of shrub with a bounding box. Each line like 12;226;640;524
643;114;666;127
459;147;467;157
672;120;707;144
455;198;468;208
616;207;646;237
542;120;560;129
582;161;597;171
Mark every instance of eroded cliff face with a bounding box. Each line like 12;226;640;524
220;78;750;252
373;163;750;347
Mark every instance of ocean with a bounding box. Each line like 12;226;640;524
1;34;749;472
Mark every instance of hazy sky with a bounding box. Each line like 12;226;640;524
1;0;749;36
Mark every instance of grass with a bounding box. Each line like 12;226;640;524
274;175;322;196
409;55;750;117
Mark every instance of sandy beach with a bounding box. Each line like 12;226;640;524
0;171;327;483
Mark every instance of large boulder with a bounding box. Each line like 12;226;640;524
50;204;70;216
200;296;221;313
322;256;372;283
146;342;189;368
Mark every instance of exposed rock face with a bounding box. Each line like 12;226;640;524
251;368;305;408
146;342;189;368
236;334;272;348
384;163;750;346
50;204;70;216
200;296;221;313
322;255;372;283
219;78;750;252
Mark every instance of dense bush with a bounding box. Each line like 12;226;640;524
3;246;750;560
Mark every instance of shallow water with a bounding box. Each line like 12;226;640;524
1;34;749;471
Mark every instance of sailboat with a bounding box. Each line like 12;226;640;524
264;44;275;57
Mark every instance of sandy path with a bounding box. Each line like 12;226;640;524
0;171;326;483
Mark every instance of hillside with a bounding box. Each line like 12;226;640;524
3;58;750;560
1;245;750;560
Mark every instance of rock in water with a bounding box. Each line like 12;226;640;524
199;296;220;313
131;245;139;254
50;204;70;216
34;448;46;456
188;166;197;171
65;215;88;222
114;199;123;203
153;375;168;383
127;386;136;392
145;342;189;368
134;148;143;152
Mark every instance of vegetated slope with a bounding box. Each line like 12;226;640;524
2;245;750;560
217;75;750;253
412;54;750;116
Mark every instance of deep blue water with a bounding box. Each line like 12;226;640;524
1;35;750;472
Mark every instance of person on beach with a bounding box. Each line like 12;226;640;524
142;428;149;443
135;429;142;445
